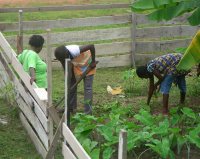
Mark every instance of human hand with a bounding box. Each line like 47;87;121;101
154;83;160;92
30;77;36;85
89;61;97;68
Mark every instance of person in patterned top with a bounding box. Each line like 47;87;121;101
136;53;189;115
54;44;96;115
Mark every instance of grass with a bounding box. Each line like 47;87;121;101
0;99;41;159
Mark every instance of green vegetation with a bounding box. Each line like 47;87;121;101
131;0;200;26
1;67;200;158
0;99;41;159
72;106;200;159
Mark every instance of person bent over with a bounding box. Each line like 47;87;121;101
54;44;96;114
136;53;189;115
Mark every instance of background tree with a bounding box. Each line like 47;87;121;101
131;0;200;26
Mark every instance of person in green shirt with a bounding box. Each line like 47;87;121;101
17;35;47;88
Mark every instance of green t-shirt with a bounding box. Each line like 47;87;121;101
18;50;47;88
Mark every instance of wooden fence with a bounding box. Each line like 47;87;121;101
0;32;129;159
1;4;199;69
0;32;52;158
0;3;199;158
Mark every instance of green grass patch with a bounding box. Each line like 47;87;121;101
0;99;41;159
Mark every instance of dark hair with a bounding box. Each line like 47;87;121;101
136;65;152;78
29;35;44;48
54;45;70;69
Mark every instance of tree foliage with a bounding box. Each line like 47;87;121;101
131;0;200;25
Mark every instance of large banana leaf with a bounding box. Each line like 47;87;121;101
131;0;200;26
176;30;200;71
188;7;200;25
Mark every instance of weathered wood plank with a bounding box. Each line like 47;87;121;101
62;142;76;159
45;114;65;159
52;53;171;69
17;96;49;150
118;129;127;159
39;41;132;60
20;112;47;158
135;53;158;66
52;54;131;69
135;13;190;25
136;39;191;54
0;32;48;115
62;123;91;159
6;25;198;46
0;52;49;131
0;3;129;13
136;25;199;39
48;38;192;69
0;15;131;32
6;27;131;46
96;54;131;68
53;53;163;68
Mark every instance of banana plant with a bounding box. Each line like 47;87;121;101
131;0;200;25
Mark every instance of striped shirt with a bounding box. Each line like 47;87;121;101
147;53;183;75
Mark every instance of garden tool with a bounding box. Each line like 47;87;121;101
55;61;98;108
70;61;98;91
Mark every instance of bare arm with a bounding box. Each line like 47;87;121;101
152;69;164;90
29;67;36;84
79;44;95;62
147;76;154;105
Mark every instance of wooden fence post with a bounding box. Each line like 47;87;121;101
46;29;60;126
64;59;72;128
18;9;23;54
46;29;52;108
46;29;54;158
118;129;127;159
131;12;136;68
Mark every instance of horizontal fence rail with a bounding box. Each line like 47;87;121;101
0;15;131;32
135;13;191;25
5;25;198;46
0;14;192;32
0;3;129;13
0;3;198;68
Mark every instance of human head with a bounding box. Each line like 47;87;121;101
54;45;70;69
136;66;152;79
29;35;44;53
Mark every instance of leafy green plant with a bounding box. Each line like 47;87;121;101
174;47;187;54
72;104;200;159
131;0;200;26
123;69;136;94
189;77;200;96
0;82;16;106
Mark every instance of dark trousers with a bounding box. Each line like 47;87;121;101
69;73;94;114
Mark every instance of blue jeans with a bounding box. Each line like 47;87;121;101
160;74;186;94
